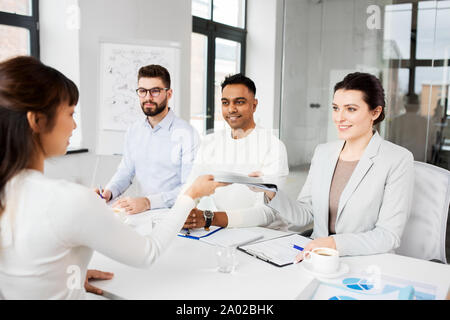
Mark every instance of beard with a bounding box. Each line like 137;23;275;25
141;97;167;117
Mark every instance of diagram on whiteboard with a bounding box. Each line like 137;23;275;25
99;41;180;131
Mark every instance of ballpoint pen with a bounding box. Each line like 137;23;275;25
98;185;104;199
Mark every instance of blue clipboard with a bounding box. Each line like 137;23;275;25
178;226;224;240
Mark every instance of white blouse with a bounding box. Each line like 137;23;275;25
0;170;195;299
185;127;289;229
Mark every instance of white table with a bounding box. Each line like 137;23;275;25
89;211;450;300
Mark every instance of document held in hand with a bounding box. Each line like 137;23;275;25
212;171;281;192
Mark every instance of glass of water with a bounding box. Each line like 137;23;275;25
215;245;238;273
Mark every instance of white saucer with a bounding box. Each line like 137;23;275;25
300;261;349;279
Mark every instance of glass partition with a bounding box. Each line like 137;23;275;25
279;0;450;170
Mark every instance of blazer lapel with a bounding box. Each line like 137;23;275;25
336;132;383;221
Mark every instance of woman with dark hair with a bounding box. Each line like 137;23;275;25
261;72;414;258
0;56;224;299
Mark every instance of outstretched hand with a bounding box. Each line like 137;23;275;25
184;175;228;200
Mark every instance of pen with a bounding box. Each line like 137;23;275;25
98;185;104;199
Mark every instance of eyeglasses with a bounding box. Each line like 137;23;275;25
136;87;169;98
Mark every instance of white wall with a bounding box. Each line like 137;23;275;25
40;0;192;189
246;0;284;132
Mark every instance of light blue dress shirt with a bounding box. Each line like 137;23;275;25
105;109;200;209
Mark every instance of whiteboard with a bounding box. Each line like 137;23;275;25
97;40;180;155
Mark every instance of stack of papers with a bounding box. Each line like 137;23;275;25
212;172;280;192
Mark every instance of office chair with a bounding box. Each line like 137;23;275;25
397;161;450;264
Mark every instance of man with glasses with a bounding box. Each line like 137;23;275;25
98;65;199;214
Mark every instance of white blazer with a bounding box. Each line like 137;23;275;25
268;132;414;256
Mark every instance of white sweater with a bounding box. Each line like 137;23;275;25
185;126;289;229
0;170;195;299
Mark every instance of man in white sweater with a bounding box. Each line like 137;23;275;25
183;74;290;230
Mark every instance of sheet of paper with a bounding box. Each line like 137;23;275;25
212;171;280;191
178;226;222;239
239;234;311;266
312;282;402;300
200;228;263;247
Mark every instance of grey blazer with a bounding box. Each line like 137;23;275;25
269;132;414;256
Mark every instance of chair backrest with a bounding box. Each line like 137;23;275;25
397;161;450;263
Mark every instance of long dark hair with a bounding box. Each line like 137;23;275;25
0;56;79;215
334;72;386;125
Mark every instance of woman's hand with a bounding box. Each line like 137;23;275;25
295;237;337;263
84;269;114;295
184;175;228;200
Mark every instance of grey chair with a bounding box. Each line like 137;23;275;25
397;161;450;264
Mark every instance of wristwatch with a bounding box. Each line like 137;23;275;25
203;210;214;231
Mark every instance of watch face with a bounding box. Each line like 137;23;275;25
204;210;213;219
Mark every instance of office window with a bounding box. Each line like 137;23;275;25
384;1;450;106
214;38;241;131
384;3;412;60
191;0;247;135
213;0;245;28
417;0;450;60
0;0;39;61
192;0;211;20
384;0;450;166
191;33;208;136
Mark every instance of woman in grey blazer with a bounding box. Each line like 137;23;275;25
264;72;414;258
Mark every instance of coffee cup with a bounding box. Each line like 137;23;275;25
302;247;339;274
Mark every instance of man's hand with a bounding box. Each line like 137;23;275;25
183;208;206;229
112;197;150;215
85;269;114;295
94;188;112;202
